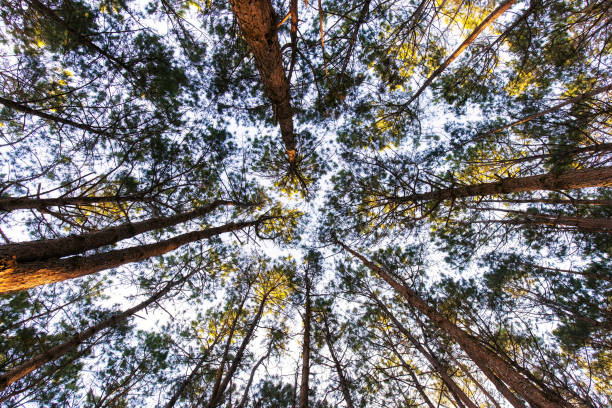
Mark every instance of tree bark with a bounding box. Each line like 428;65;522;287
372;295;478;408
338;239;568;408
230;0;296;163
479;198;612;207
236;348;270;408
445;351;502;408
0;200;234;262
0;218;271;293
26;0;130;71
298;277;312;408
207;292;249;408
469;212;612;232
164;353;210;408
0;193;155;212
0;269;195;390
322;313;355;408
396;352;436;408
390;166;612;205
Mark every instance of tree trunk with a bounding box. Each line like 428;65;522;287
403;0;516;106
338;239;568;408
0;269;195;390
469;213;612;232
229;0;296;163
207;292;249;408
339;0;371;76
322;313;355;408
27;0;130;71
0;218;270;293
0;193;155;212
479;198;612;207
445;350;502;408
372;295;478;408
207;294;267;408
298;277;311;408
236;348;270;408
384;336;436;408
164;358;206;408
391;166;612;204
0;200;234;262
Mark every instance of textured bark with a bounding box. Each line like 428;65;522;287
472;142;612;166
298;277;312;408
0;200;233;262
0;218;270;293
0;193;154;212
480;198;612;207
322;314;355;408
404;0;516;106
373;296;478;408
477;364;527;408
392;166;612;204
0;270;194;390
339;0;371;76
338;240;568;408
471;213;612;232
446;352;502;408
230;0;296;162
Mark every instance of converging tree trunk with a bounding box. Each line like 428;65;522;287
0;96;110;136
0;192;156;212
322;313;355;408
207;293;267;408
0;269;196;391
372;295;479;408
0;200;235;262
337;239;569;408
298;276;312;408
389;166;612;205
0;218;272;293
479;83;612;139
230;0;296;163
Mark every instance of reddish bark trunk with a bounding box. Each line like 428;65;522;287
373;296;478;408
0;218;270;293
322;314;355;408
338;240;568;408
298;277;312;408
207;294;267;408
0;96;109;136
480;83;612;139
0;269;195;390
0;193;153;212
0;200;233;262
392;166;612;204
230;0;296;162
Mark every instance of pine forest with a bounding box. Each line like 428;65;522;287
0;0;610;406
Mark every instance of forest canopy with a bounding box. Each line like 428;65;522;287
0;0;610;407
